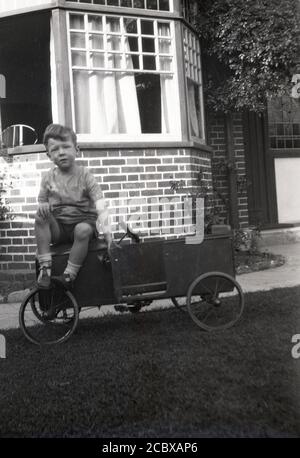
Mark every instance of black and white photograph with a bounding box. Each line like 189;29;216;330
0;0;300;443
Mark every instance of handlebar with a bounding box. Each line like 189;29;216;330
119;220;140;244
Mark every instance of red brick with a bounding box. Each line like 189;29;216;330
157;166;179;172
0;238;12;245
139;158;161;164
103;175;127;182
8;246;28;253
103;159;126;166
7;230;28;236
122;167;144;173
89;168;108;174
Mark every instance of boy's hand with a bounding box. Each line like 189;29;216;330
37;202;51;219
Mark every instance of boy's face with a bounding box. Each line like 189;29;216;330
46;136;78;172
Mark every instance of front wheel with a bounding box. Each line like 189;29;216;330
186;272;244;332
19;283;79;345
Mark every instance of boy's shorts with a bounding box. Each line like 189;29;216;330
52;219;98;245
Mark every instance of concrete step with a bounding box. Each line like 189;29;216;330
257;227;300;247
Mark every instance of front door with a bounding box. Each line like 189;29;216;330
243;99;300;228
243;111;276;227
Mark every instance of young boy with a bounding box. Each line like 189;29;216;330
35;123;113;288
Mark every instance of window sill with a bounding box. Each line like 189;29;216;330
2;140;212;157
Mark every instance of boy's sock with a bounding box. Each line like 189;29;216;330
64;261;81;281
37;253;52;278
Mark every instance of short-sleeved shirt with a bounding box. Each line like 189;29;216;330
38;165;103;224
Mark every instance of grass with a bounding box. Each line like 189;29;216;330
1;286;300;438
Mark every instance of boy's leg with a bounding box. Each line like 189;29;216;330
35;213;61;286
64;222;94;281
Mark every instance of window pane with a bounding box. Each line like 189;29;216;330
142;37;155;53
73;71;90;133
89;34;104;50
158;23;170;37
107;0;119;5
88;16;103;32
126;54;139;69
143;55;156;70
94;0;105;4
72;51;87;66
70;14;84;30
158;38;171;53
133;0;145;8
127;36;138;52
124;18;137;34
91;53;105;67
147;0;158;9
121;0;132;6
159;57;172;71
159;0;169;11
71;32;86;48
107;53;122;69
141;20;154;35
107;35;121;51
187;79;202;138
135;74;161;133
106;17;121;33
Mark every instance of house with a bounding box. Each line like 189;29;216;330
0;0;298;273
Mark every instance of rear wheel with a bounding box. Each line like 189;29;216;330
19;283;79;345
186;272;244;331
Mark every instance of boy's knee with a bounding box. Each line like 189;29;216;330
74;223;93;241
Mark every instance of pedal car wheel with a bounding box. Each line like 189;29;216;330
186;272;244;332
19;284;79;345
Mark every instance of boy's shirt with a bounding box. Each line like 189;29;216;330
38;165;103;224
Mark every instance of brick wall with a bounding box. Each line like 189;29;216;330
0;145;212;271
207;111;249;229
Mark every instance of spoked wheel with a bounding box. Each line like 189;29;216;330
187;272;244;332
19;282;79;345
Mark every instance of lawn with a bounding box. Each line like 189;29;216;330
1;286;300;438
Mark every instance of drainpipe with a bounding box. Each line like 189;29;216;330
224;113;239;229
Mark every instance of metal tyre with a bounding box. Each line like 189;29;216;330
187;272;244;332
19;284;79;345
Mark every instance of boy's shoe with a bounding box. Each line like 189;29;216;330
37;266;51;289
52;273;74;290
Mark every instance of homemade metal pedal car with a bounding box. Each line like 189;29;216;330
19;226;245;345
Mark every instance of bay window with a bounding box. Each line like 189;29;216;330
0;1;206;148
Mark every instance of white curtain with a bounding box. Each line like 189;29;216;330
73;35;141;135
161;75;176;134
187;79;200;138
50;17;59;124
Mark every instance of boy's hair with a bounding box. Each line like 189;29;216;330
43;124;77;148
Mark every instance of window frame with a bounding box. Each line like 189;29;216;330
66;0;174;13
66;9;183;142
